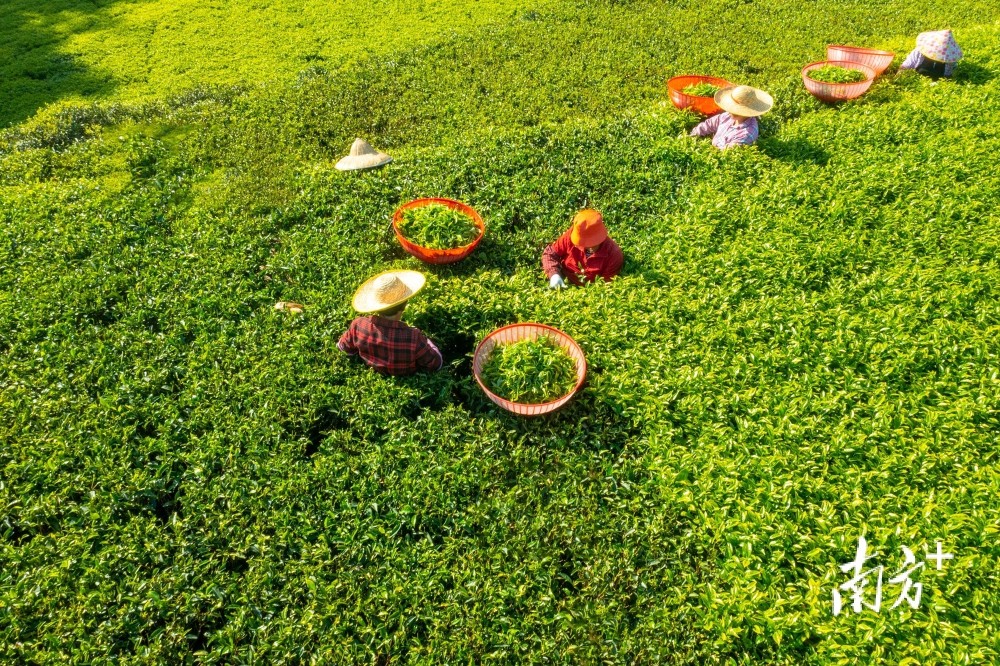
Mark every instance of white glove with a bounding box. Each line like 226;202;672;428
549;274;567;289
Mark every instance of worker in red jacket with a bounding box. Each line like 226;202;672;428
542;209;624;288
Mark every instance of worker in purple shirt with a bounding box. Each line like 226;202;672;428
689;85;773;150
899;30;962;79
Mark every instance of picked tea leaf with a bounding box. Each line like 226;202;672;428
481;335;578;404
399;203;480;250
808;65;867;84
682;82;721;97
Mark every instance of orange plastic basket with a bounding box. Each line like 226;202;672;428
473;323;587;417
826;45;895;77
801;60;876;103
392;197;485;265
666;75;734;116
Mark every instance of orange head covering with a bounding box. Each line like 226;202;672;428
569;209;608;248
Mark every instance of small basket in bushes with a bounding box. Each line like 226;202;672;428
826;45;895;77
667;75;733;115
393;197;485;265
802;60;876;103
473;323;587;417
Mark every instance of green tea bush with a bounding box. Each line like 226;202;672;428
2;3;1000;665
480;336;578;403
0;0;533;127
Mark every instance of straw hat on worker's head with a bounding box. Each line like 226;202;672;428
715;85;774;117
336;138;393;171
917;29;963;63
570;209;608;248
352;270;426;314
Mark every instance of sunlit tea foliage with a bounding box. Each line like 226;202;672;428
2;0;1000;663
681;82;723;97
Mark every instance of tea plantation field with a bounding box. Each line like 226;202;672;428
0;0;540;127
2;0;1000;663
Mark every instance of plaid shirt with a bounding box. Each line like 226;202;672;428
338;315;443;375
542;231;624;285
690;112;759;150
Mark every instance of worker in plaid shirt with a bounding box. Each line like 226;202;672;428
338;270;443;376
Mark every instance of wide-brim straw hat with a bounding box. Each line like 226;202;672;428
352;270;426;313
570;209;608;248
917;30;963;63
715;85;773;117
336;138;393;171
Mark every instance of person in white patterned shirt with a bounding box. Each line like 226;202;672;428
899;30;962;79
690;85;773;150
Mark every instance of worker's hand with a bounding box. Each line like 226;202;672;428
548;274;567;290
